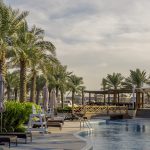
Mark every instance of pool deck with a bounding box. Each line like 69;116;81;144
8;121;88;150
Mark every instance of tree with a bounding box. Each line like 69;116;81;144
0;2;28;79
10;23;55;102
106;73;124;103
123;68;148;88
51;64;72;107
35;75;46;105
124;68;149;109
101;78;107;90
28;26;56;103
68;75;84;112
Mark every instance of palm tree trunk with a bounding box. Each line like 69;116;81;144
7;86;11;100
60;90;64;109
56;86;59;98
36;90;40;104
30;71;36;103
20;60;27;102
72;90;75;113
113;89;117;104
113;93;117;103
48;89;52;104
0;50;6;80
14;88;18;100
136;92;141;109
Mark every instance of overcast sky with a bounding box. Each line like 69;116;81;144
5;0;150;90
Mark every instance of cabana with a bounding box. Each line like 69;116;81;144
82;88;149;110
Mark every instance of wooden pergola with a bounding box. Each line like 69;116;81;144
81;88;149;109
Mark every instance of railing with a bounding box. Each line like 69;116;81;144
80;117;92;130
72;113;93;130
73;105;128;115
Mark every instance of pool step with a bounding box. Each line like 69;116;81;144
136;109;150;118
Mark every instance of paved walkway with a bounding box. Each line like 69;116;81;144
9;121;87;150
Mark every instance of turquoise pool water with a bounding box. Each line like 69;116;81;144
83;119;150;150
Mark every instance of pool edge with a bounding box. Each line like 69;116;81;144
74;119;106;150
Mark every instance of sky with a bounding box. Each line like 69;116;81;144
5;0;150;90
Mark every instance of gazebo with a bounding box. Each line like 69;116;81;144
81;88;149;110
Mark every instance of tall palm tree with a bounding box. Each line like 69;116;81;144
68;75;84;111
106;73;124;103
123;68;149;109
52;64;71;104
10;21;34;102
36;75;46;105
0;2;28;79
123;68;148;88
58;67;72;108
28;26;56;103
101;78;107;90
11;23;55;102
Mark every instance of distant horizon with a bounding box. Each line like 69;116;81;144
5;0;150;90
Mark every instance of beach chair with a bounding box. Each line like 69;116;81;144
27;105;47;133
0;136;17;148
0;132;32;144
46;121;63;130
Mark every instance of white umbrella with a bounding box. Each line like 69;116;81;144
0;74;5;132
50;89;57;118
43;84;49;112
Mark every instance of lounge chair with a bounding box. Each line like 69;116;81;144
0;132;32;144
46;122;63;130
0;136;17;147
46;117;64;125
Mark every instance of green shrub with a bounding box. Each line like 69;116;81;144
1;101;41;132
57;106;72;113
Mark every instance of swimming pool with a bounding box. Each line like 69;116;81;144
83;118;150;150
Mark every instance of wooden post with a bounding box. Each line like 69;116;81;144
118;93;120;104
89;93;91;104
142;93;144;108
108;92;110;105
95;94;97;102
82;88;84;106
104;93;106;104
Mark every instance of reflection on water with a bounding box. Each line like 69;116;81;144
125;124;146;132
85;119;150;150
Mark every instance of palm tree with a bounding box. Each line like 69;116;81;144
52;64;71;105
35;75;46;105
68;75;84;112
58;67;72;108
28;26;56;103
124;68;149;109
0;2;28;79
10;23;56;102
106;73;124;103
101;78;108;90
123;68;148;88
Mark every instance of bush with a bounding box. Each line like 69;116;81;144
1;101;41;132
57;106;72;113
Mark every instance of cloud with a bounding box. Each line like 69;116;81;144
5;0;150;90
